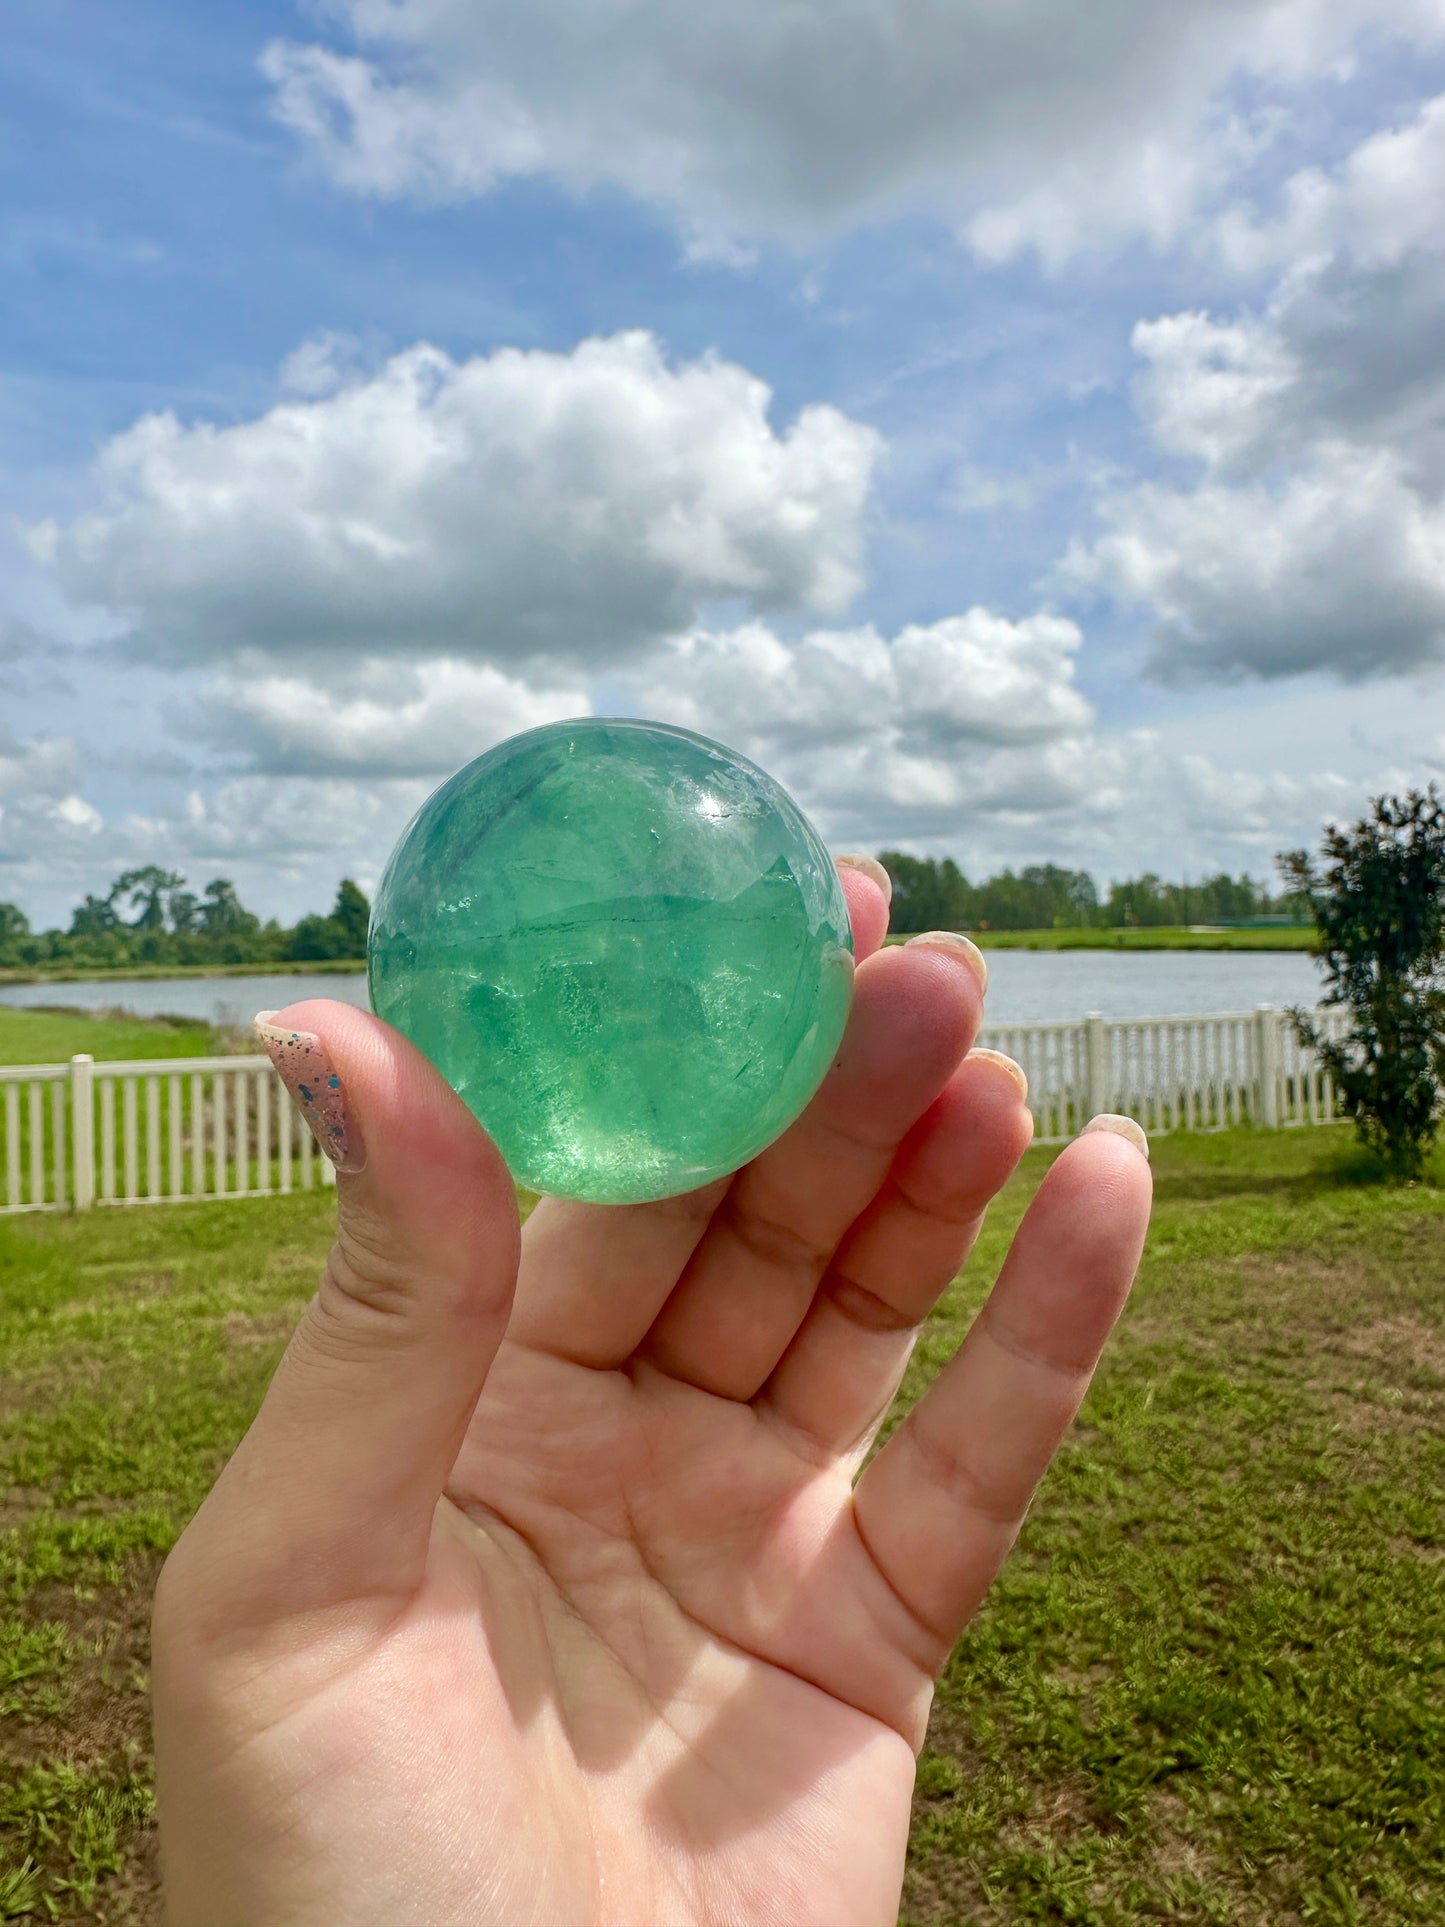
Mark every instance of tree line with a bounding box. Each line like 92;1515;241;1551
0;856;1311;971
0;868;371;970
875;855;1309;934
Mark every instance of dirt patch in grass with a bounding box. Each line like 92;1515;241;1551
902;1698;1131;1926
1144;1790;1308;1927
0;1357;119;1420
219;1306;300;1351
2;1564;162;1926
1123;1228;1445;1389
1210;1249;1445;1440
1340;1313;1445;1382
0;1487;52;1532
88;1837;161;1927
72;1272;178;1310
1389;1533;1444;1563
8;1569;156;1769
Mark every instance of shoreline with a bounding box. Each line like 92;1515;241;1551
0;927;1319;987
0;959;369;987
899;926;1317;953
962;926;1316;952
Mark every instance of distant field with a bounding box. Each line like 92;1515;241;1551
911;925;1318;952
1;1122;1440;1923
0;1008;223;1068
0;959;367;987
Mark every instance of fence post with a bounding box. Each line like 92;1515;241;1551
1085;1013;1111;1121
71;1054;96;1210
1254;1006;1281;1128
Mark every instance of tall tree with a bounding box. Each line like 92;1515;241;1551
331;879;371;955
876;854;970;933
114;866;186;932
1106;873;1174;927
68;892;121;939
0;900;29;961
168;889;200;937
1280;787;1445;1179
199;879;256;940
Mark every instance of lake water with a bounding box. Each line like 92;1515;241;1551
0;950;1326;1028
0;973;374;1028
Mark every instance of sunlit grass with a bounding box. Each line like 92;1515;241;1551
0;1009;221;1069
0;1125;1440;1922
902;1127;1444;1926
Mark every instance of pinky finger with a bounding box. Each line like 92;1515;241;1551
850;1119;1151;1662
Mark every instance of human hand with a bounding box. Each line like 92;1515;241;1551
151;865;1151;1927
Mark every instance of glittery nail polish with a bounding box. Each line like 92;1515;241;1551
253;1012;366;1174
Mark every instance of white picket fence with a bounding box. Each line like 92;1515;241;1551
0;1005;1350;1217
977;1003;1351;1144
0;1053;335;1215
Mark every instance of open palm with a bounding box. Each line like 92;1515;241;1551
152;875;1150;1927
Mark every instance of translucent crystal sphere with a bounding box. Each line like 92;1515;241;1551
368;718;854;1203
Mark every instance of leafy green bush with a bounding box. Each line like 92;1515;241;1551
1281;787;1445;1180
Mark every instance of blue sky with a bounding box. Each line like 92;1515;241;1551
4;0;1445;926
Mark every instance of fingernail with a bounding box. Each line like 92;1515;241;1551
254;1011;366;1175
968;1047;1028;1100
904;930;988;994
1082;1114;1149;1161
836;853;892;904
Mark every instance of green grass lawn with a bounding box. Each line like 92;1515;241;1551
0;1009;222;1069
1;1125;1440;1924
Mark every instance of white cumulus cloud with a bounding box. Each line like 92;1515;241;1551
624;612;1107;843
155;607;1106;864
1070;445;1445;681
162;607;1381;878
1070;91;1445;681
49;794;102;833
277;328;367;399
1215;89;1445;276
30;331;881;671
0;730;111;910
178;608;1094;798
633;611;1093;757
189;657;588;776
259;0;1445;264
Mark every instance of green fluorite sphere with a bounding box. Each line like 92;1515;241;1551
368;718;853;1204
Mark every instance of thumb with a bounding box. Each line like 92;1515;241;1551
190;999;521;1616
